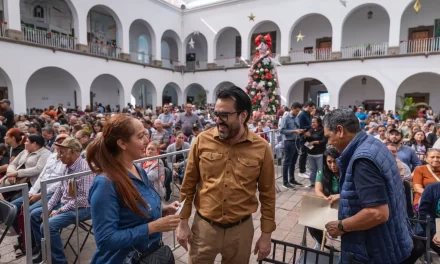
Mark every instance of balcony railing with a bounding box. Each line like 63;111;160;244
130;51;153;64
161;58;181;69
185;60;208;70
341;42;388;58
214;57;241;68
22;26;75;50
0;21;7;38
89;42;121;59
289;48;332;62
400;37;440;54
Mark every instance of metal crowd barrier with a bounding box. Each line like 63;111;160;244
38;129;284;264
39;150;189;264
0;183;32;263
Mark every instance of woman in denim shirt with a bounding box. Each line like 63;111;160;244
87;114;181;263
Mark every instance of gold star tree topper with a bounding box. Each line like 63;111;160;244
414;0;421;13
296;31;305;42
248;13;256;21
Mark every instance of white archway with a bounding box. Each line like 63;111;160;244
131;79;157;109
87;5;123;52
163;82;181;106
248;21;281;57
0;67;13;108
214;27;241;67
26;67;81;110
341;4;390;58
338;76;385;110
184;83;206;107
90;74;123;111
397;72;440;112
183;33;208;70
288;78;328;107
129;19;156;64
289;14;333;62
161;30;181;69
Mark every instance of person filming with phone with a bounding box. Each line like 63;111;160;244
280;102;304;188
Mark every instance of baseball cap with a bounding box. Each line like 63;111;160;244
0;99;10;104
389;128;402;136
96;114;104;118
54;137;82;152
26;122;41;129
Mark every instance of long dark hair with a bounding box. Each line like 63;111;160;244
321;147;340;196
87;114;149;218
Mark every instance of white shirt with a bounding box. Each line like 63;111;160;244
29;152;67;195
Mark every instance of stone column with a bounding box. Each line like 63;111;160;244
4;0;23;40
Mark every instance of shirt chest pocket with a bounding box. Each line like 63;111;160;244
199;152;223;173
236;157;261;184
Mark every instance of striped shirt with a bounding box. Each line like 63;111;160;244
47;157;94;213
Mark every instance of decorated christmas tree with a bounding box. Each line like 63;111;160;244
246;34;281;115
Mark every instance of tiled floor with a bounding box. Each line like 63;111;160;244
0;166;437;264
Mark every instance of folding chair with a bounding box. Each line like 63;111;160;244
0;200;18;259
409;215;431;264
63;219;94;264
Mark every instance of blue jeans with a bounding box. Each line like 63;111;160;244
31;203;91;264
307;155;323;184
282;139;299;184
11;193;53;233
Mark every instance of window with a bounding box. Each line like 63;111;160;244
33;5;44;19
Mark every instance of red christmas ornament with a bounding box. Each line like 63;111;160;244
261;75;265;80
266;72;272;80
265;69;269;73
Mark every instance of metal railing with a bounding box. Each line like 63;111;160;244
400;37;440;54
289;48;332;62
0;21;7;38
21;26;75;50
161;58;181;69
185;60;208;70
0;184;32;263
341;42;388;58
130;51;153;64
214;57;241;68
88;42;121;59
39;150;189;264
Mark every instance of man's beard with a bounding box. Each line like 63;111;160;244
218;123;238;140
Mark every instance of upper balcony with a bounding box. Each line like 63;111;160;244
0;0;440;71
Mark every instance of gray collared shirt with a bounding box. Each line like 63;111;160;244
279;113;300;141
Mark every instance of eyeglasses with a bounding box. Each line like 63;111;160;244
212;111;242;122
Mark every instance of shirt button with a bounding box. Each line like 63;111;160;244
226;171;229;173
223;213;226;215
224;199;226;202
225;184;228;187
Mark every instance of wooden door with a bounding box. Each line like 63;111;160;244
411;30;430;53
317;41;331;60
412;96;427;104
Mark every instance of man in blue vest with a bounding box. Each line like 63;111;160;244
323;109;413;264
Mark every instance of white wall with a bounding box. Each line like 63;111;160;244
90;74;122;109
400;0;440;40
397;73;440;112
290;15;332;51
342;5;390;46
26;67;81;109
338;76;384;108
216;28;240;59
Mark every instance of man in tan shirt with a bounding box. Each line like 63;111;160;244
177;86;276;263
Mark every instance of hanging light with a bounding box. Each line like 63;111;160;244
367;8;373;19
362;77;367;85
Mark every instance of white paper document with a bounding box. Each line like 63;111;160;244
175;198;186;215
304;141;314;150
298;193;339;230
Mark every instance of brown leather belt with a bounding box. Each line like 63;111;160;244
197;211;251;229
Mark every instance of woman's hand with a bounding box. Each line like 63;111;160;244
149;215;181;234
6;171;18;178
327;194;340;206
434;234;440;247
311;141;320;145
163;201;180;216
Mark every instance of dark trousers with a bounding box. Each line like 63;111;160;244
282;139;299;184
298;143;308;173
399;238;425;264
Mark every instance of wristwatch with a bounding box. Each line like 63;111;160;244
338;220;345;232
